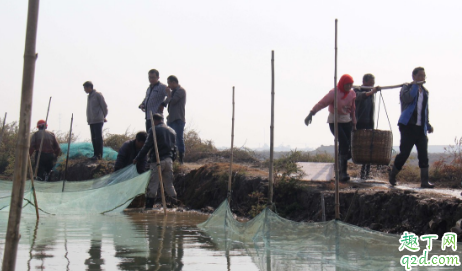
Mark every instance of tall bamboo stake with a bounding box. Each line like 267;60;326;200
227;87;235;205
62;113;73;192
27;156;39;219
268;50;275;208
33;96;52;178
334;19;340;220
2;1;40;270
0;112;7;145
150;111;167;215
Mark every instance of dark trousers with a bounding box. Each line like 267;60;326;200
356;122;374;130
329;122;352;156
394;124;429;170
145;119;152;133
167;119;185;154
90;123;104;158
34;152;55;180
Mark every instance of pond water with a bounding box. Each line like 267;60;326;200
0;210;259;271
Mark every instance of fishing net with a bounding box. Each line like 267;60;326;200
199;200;462;270
0;165;150;215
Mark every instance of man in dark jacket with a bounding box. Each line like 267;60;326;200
133;113;177;208
389;67;434;188
114;131;148;173
29;120;62;181
166;75;187;164
354;74;380;179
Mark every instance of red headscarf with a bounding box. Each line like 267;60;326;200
338;74;354;99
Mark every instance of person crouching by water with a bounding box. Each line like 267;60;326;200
133;113;178;208
389;67;434;188
304;74;356;183
29;120;62;181
354;73;380;180
114;131;148;174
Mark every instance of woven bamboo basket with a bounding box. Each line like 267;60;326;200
351;129;393;165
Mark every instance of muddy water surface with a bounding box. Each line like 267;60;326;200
0;210;259;271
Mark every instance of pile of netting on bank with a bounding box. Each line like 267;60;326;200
199;200;462;270
53;142;118;169
0;165;149;215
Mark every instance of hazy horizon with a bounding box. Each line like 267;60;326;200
1;1;461;150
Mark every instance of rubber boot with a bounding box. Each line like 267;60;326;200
145;197;155;209
339;155;350;183
389;165;399;186
365;164;371;179
420;168;434;188
360;164;367;180
179;153;184;165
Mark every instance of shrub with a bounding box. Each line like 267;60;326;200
0;120;19;176
103;129;135;152
431;137;462;187
184;129;218;162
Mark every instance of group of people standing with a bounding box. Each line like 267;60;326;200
305;67;434;188
28;66;434;207
29;69;187;204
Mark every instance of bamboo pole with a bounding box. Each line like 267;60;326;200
33;96;52;179
27;156;39;219
149;111;167;215
334;19;340;220
62;113;73;192
0;112;7;145
352;81;425;90
227;87;235;205
268;50;275;209
2;0;40;270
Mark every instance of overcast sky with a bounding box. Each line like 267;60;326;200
1;0;461;150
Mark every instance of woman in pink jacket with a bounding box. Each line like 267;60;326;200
304;74;356;182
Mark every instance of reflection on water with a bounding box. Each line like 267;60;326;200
0;210;259;270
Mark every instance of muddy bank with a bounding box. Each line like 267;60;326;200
40;159;462;238
171;163;462;239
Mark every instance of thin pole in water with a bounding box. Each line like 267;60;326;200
27;156;39;219
227;86;235;205
268;50;275;209
150;111;168;215
2;0;40;270
62;113;73;192
33;96;52;179
334;19;340;220
0;112;7;145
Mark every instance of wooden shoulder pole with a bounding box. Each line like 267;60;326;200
334;19;340;220
62;113;73;192
268;50;275;209
2;0;40;270
0;112;7;145
227;87;235;205
33;96;52;178
150;112;167;215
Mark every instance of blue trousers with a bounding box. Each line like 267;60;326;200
167;119;185;154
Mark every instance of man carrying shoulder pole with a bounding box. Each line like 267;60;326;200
389;67;434;188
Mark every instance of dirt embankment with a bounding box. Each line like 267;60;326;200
42;159;462;239
171;163;462;239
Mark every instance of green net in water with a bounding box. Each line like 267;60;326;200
0;165;150;215
199;200;462;270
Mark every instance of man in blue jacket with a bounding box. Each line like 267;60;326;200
389;67;434;188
